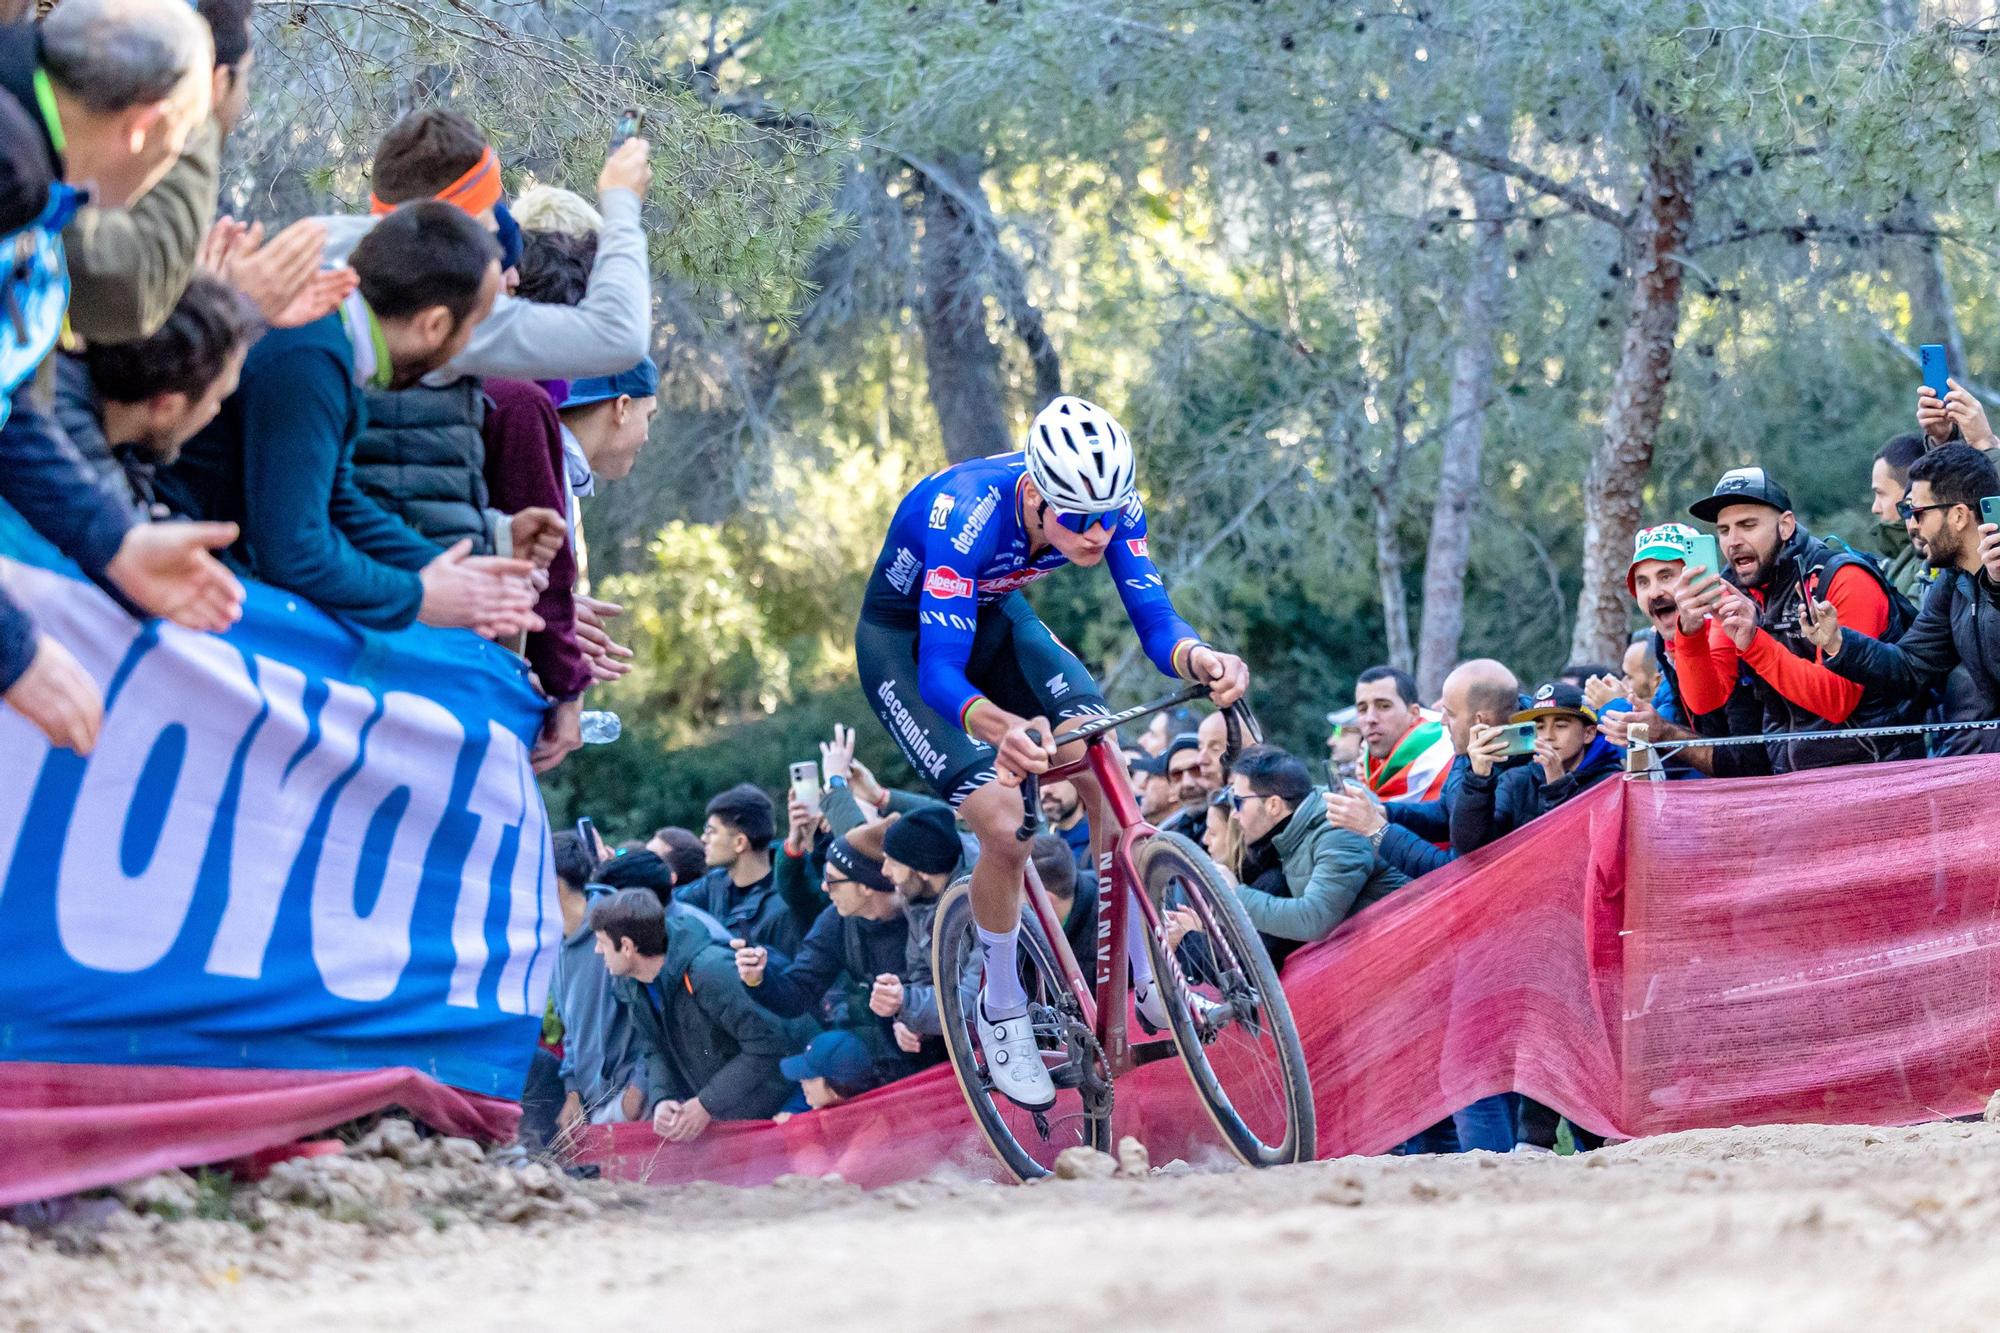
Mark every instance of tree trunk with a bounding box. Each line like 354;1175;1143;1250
916;152;1011;464
1373;485;1415;675
1415;121;1512;698
1569;122;1694;665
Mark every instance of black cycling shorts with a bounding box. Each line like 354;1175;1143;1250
856;593;1108;807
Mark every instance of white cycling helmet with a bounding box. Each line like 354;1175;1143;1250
1024;395;1137;513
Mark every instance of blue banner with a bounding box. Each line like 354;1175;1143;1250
0;530;558;1098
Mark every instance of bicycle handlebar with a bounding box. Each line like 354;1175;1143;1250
1008;682;1261;842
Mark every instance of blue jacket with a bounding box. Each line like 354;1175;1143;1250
170;307;441;629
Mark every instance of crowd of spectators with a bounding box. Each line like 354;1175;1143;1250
10;0;2000;1169
1;0;650;771
532;370;2000;1157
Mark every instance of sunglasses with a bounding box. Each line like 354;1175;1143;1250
1053;507;1122;533
1896;500;1953;522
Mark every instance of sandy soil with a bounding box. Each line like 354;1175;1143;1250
6;1120;2000;1333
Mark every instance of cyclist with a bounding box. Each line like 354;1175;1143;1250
856;395;1248;1110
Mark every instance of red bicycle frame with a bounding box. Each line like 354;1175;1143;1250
1018;727;1176;1074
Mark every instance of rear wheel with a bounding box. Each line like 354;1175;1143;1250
1136;832;1315;1167
933;878;1113;1181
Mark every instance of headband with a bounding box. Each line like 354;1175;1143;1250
369;144;503;218
825;838;895;894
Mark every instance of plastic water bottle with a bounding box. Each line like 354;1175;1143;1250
578;710;622;744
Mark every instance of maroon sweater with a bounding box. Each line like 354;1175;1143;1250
482;379;591;701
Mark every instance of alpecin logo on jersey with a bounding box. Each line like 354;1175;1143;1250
1126;538;1148;558
950;487;1001;555
885;547;922;594
923;567;974;599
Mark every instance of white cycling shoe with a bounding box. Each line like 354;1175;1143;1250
977;994;1056;1112
1135;980;1219;1035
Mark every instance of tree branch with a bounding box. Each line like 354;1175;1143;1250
1372;119;1631;229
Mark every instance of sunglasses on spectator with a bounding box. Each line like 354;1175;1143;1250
1896;500;1954;521
1052;506;1122;533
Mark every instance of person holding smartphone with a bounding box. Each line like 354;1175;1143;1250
1799;444;2000;755
1672;467;1923;772
1449;683;1622;857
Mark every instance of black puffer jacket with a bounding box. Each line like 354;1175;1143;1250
1450;735;1623;857
351;377;497;553
1825;567;2000;754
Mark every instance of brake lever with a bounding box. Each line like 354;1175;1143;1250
1016;728;1045;842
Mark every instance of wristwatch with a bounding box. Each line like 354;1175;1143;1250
1366;823;1388;850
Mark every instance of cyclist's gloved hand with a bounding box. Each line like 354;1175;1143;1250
1189;645;1250;708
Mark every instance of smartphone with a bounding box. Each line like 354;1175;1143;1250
1500;722;1538;757
788;761;822;817
575;816;600;865
1982;496;2000;529
1921;343;1950;400
610;108;643;153
1687;533;1723;580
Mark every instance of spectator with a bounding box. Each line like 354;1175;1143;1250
1225;744;1408;945
1917;374;1999;454
1157;733;1213;842
484;375;588;773
1590;523;1757;779
63;0;284;347
593;889;793;1136
1322;659;1522;880
1675;467;1923;770
678;783;805;955
169;202;541;636
513;185;604;236
1352;665;1453;804
592;850;730;943
1195;709;1231;787
778;1030;883;1115
1324;707;1362;784
0;0;245;755
1870;432;1935;599
1801;444;2000;755
735;835;917;1066
1621;637;1662;715
645;827;707;888
1129;751;1175;822
1038;778;1091;871
1031;831;1097;970
1137;706;1193;757
556;358;659;485
57;274;260;520
878;802;968;1040
546;831;634;1133
1451;683;1621;856
321;108;654;382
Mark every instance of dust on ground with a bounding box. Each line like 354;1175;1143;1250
5;1120;2000;1333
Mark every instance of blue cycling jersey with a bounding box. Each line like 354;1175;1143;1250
861;453;1200;726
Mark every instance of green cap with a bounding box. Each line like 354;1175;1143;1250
1627;523;1698;596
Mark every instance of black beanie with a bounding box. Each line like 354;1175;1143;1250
593;850;674;895
882;804;961;875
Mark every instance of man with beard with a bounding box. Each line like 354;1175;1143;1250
1674;468;1921;771
1038;777;1091;872
1801;444;2000;754
1157;732;1216;843
1870;433;1935;600
1591;524;1762;777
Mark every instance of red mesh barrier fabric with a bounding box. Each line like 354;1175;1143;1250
0;1063;518;1207
581;762;2000;1186
14;760;1999;1201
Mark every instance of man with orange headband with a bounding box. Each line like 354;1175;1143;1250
320;109;653;384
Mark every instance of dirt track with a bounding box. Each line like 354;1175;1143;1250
6;1121;2000;1333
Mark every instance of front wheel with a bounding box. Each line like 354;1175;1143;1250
933;878;1113;1181
1137;832;1316;1167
